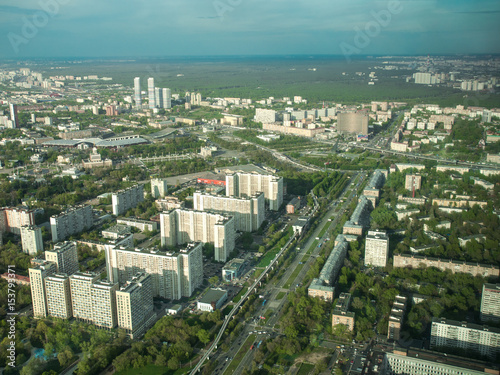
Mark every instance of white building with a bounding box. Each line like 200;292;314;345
225;172;283;211
151;178;168;198
254;108;277;123
197;288;228;312
112;184;144;216
364;230;389;267
45;241;79;275
20;225;43;255
44;273;72;319
430;318;500;359
193;191;265;232
50;205;93;242
160;209;235;262
29;261;57;318
105;242;203;300
481;283;500;323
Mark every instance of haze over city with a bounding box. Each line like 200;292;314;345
1;0;500;58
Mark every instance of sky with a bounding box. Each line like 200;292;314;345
0;0;499;58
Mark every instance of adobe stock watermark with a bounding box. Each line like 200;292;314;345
213;0;243;21
340;0;403;62
7;0;70;54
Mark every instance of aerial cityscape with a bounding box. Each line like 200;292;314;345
1;1;500;375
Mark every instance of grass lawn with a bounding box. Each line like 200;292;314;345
283;264;305;289
276;291;286;300
257;249;279;267
301;255;309;262
297;362;315;375
223;334;256;374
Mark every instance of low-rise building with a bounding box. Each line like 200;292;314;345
197;288;228;312
332;293;355;332
222;258;245;282
388;295;407;341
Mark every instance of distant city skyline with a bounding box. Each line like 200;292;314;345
0;0;499;58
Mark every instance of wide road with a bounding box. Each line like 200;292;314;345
216;171;368;374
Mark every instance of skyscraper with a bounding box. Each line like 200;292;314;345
134;77;141;109
147;77;155;109
155;87;162;108
162;88;171;109
9;103;19;128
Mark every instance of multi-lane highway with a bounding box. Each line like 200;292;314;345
200;171;366;374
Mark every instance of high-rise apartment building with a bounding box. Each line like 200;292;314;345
9;103;19;128
91;280;119;329
430;318;500;359
20;225;43;255
45;241;79;275
480;283;500;323
151;178;168;199
133;77;141;109
160;209;235;262
106;242;203;299
29;261;57;318
254;108;277;123
70;272;99;323
0;207;35;235
337;112;369;135
112;184;144;216
414;72;432;85
50;204;93;242
147;77;155;109
225;172;283;211
116;273;156;338
364;230;389;267
382;351;489;375
193;191;265;232
162;88;171;109
405;174;422;191
155;87;162;108
44;273;72;319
